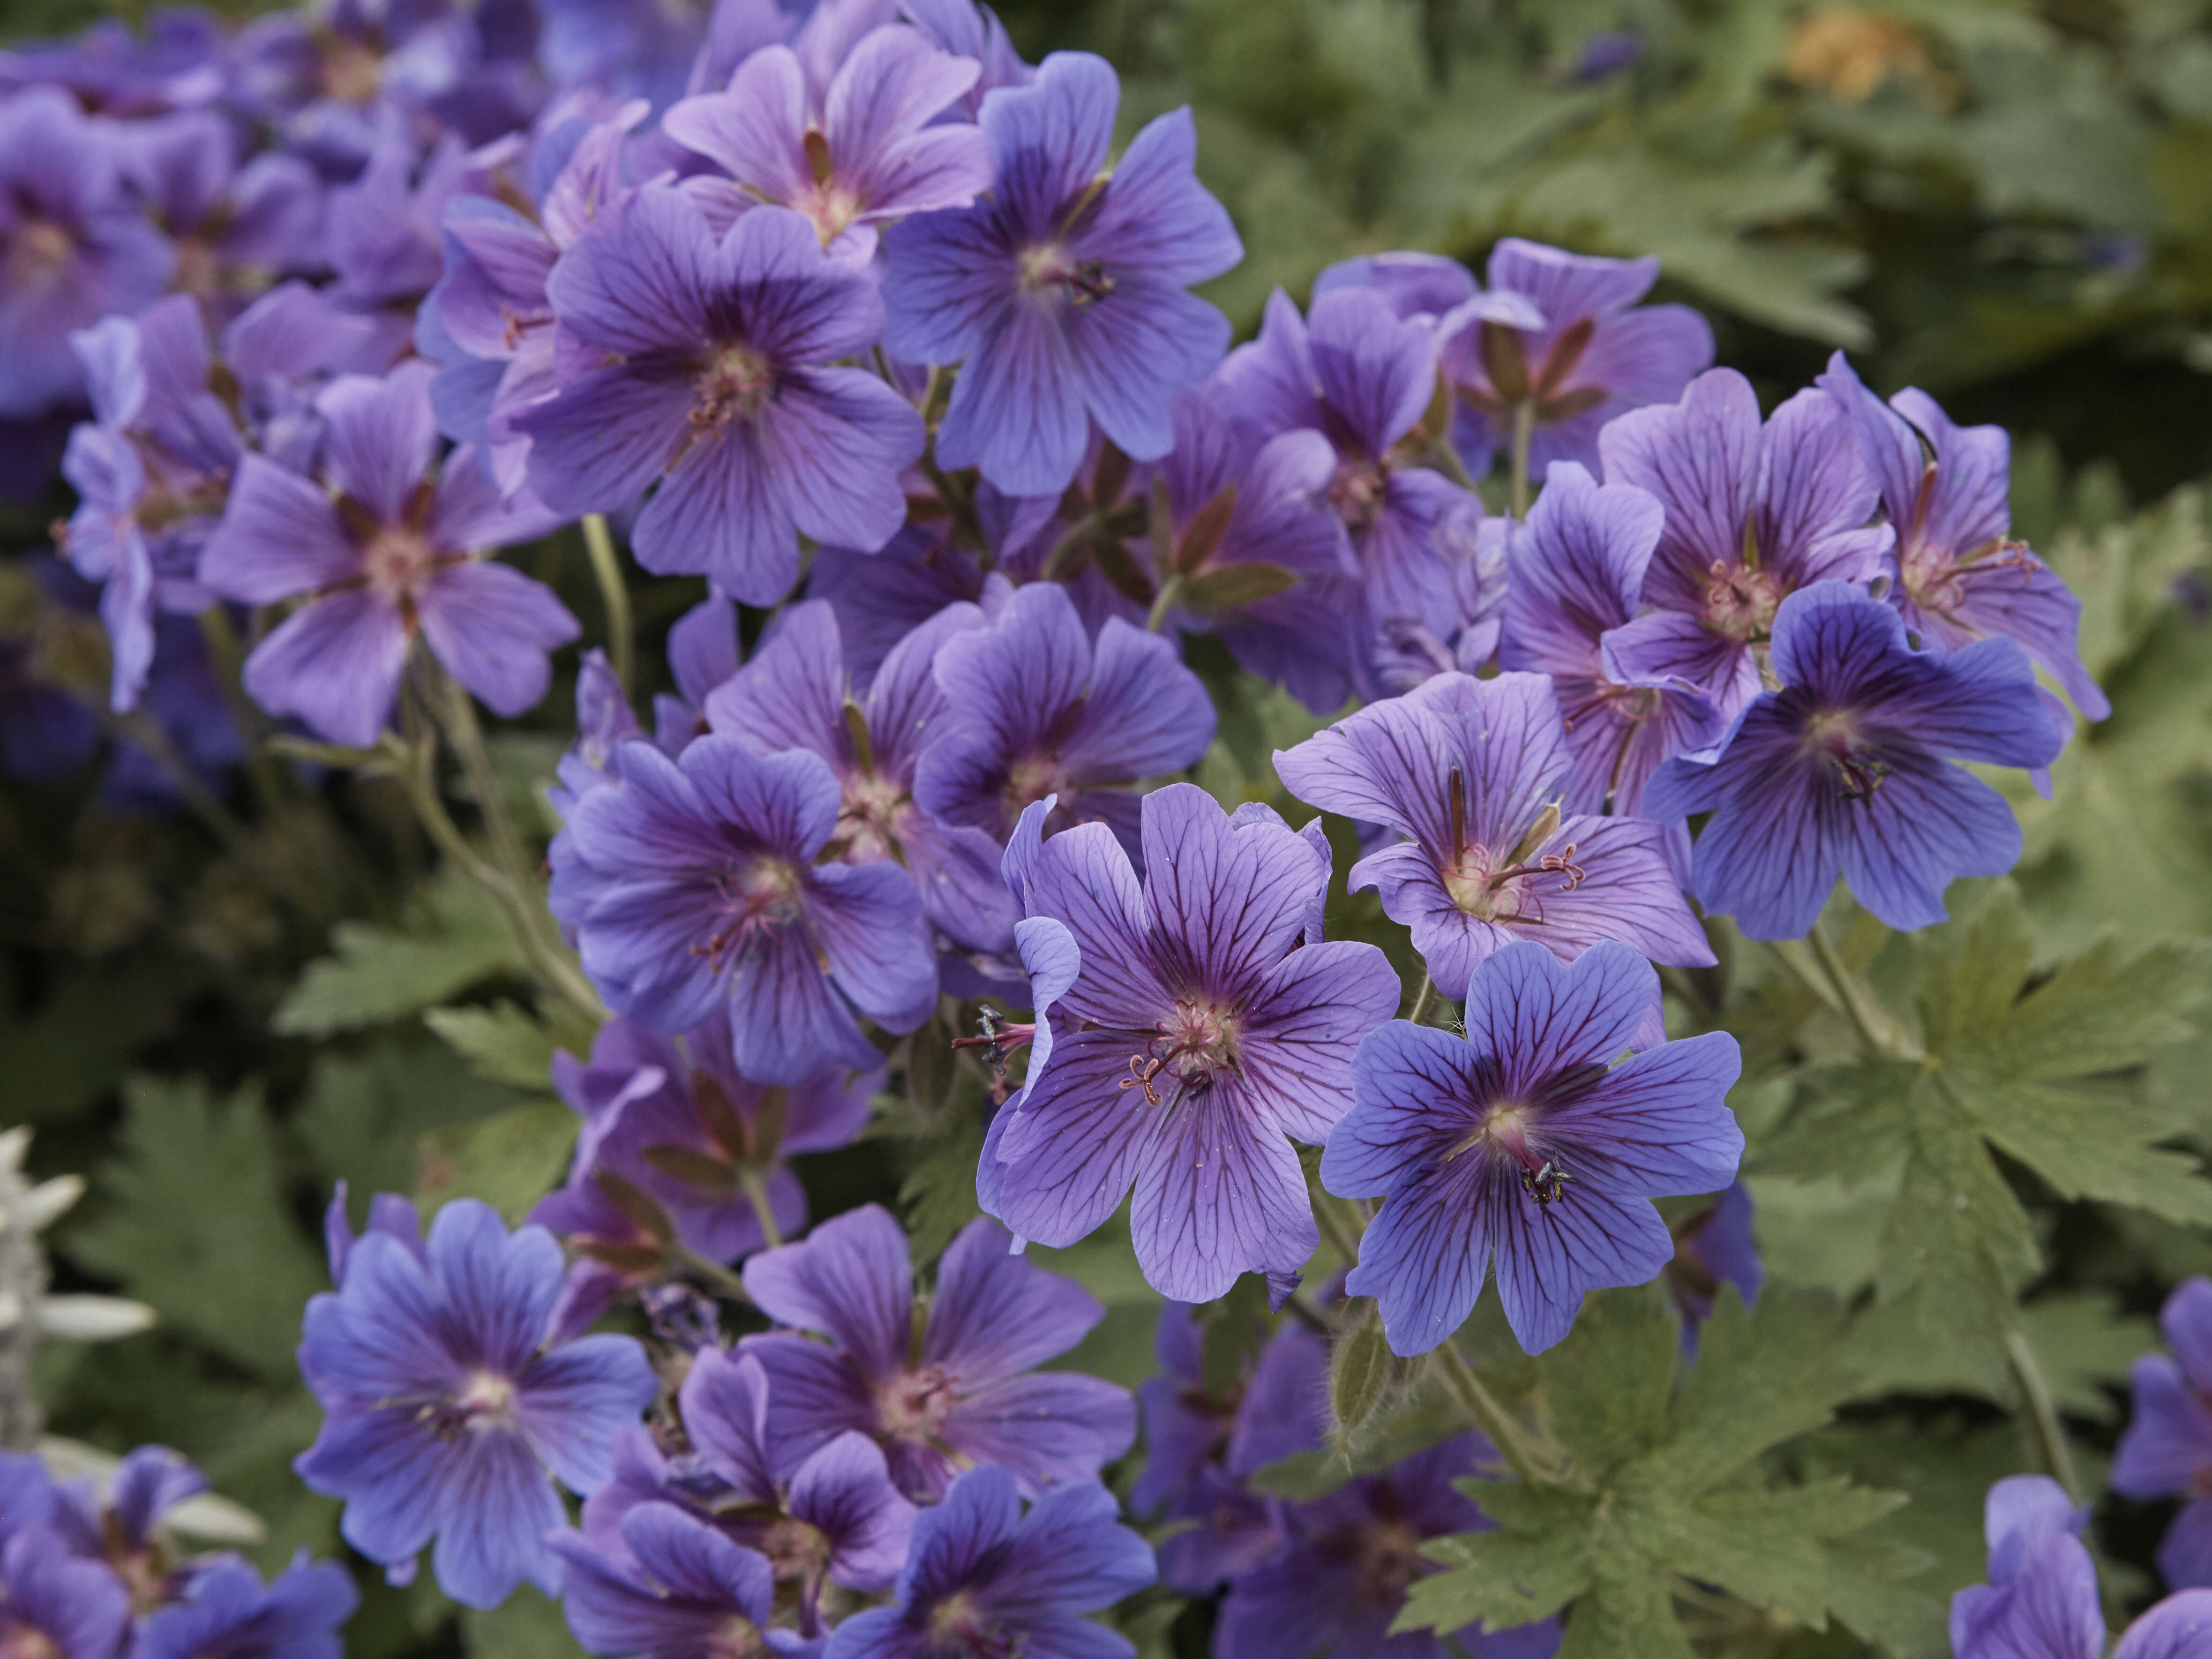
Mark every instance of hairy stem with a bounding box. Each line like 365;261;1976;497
1406;971;1444;1028
1432;1341;1549;1485
680;1249;754;1303
196;606;287;811
1305;1162;1367;1273
580;514;635;695
1807;923;1912;1058
2007;1328;2083;1502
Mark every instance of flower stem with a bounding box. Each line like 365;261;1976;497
195;605;287;811
740;1167;784;1250
1432;1341;1550;1485
105;707;251;855
1806;922;1912;1058
1145;576;1183;634
580;514;634;695
1428;438;1478;494
1304;1162;1367;1272
2006;1327;2083;1503
679;1249;754;1303
1510;400;1536;521
1406;971;1445;1028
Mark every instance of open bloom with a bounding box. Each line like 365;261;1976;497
521;188;922;603
293;1199;659;1609
987;784;1401;1302
915;580;1215;863
130;1553;359;1659
1498;461;1725;816
2115;1278;2212;1588
1645;581;2069;941
1952;1474;2212;1659
1217;1436;1560;1659
1437;238;1713;480
548;733;938;1083
0;1530;130;1659
1275;670;1713;999
199;360;577;749
706;598;1016;951
882;50;1241;495
823;1465;1156;1659
664;22;994;258
1597;368;1892;726
554;1503;813;1659
1212;285;1477;653
1818;350;2109;721
1324;941;1743;1356
736;1205;1135;1501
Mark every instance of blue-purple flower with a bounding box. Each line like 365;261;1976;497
1818;350;2110;721
1953;1474;2212;1659
130;1553;359;1659
0;1529;130;1659
553;1502;813;1659
882;50;1241;495
706;597;1017;952
914;580;1216;863
521;187;922;604
664;22;994;259
2115;1278;2212;1589
987;784;1401;1302
1216;1435;1560;1659
1498;461;1725;816
0;87;173;420
198;360;577;748
1439;238;1713;480
823;1464;1155;1659
1597;368;1891;726
735;1205;1135;1501
1277;670;1713;998
292;1196;659;1608
1645;581;2068;941
547;731;937;1083
1663;1181;1763;1352
1324;941;1743;1356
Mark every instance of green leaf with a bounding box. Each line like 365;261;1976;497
1398;1485;1595;1634
423;1000;598;1090
1660;1288;1859;1490
1541;1289;1676;1477
459;1586;588;1659
1250;1374;1467;1501
1178;562;1303;614
275;874;526;1036
1661;1479;1908;1627
294;1040;519;1202
65;1077;327;1380
418;1099;578;1224
897;1112;985;1265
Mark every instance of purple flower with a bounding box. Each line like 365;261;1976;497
198;360;577;749
547;732;938;1082
736;1205;1134;1502
1212;285;1478;652
1365;509;1510;698
1323;941;1743;1356
520;187;922;604
292;1197;660;1608
1277;670;1713;999
1498;461;1726;816
903;0;1031;117
1663;1180;1763;1352
0;1530;130;1659
2115;1278;2212;1589
1645;581;2068;941
665;22;994;259
123;110;322;314
676;1348;917;1621
987;784;1402;1302
1818;351;2110;721
553;1503;813;1659
0;87;174;420
1950;1474;2212;1659
914;580;1215;863
1217;1436;1559;1659
1312;250;1493;323
705;598;1017;952
881;51;1241;495
823;1464;1155;1659
532;1008;871;1334
1596;368;1891;727
129;1552;359;1659
1440;238;1713;480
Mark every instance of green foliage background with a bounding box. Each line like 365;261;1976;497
6;1;2212;1656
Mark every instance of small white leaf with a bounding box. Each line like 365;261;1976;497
36;1295;157;1342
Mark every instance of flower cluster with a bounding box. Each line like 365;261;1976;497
0;1442;354;1659
6;0;2125;1646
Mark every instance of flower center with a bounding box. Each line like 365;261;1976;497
709;1614;771;1659
1004;751;1070;818
361;527;438;603
836;771;908;863
8;220;75;290
697;858;802;972
1803;708;1889;803
692;343;775;431
1017;243;1113;306
925;1591;1013;1659
422;1369;520;1439
322;35;383;103
1329;457;1388;533
1121;1001;1238;1105
877;1362;958;1443
0;1624;63;1659
758;1514;834;1581
1701;561;1784;642
1355;1518;1427;1611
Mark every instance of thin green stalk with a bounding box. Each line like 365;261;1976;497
1305;1162;1367;1272
1433;1341;1549;1485
580;514;634;694
1510;400;1536;520
2007;1328;2083;1502
1807;923;1911;1058
1406;971;1443;1028
680;1249;754;1303
1427;438;1478;493
739;1168;784;1250
1145;576;1182;633
196;607;286;811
